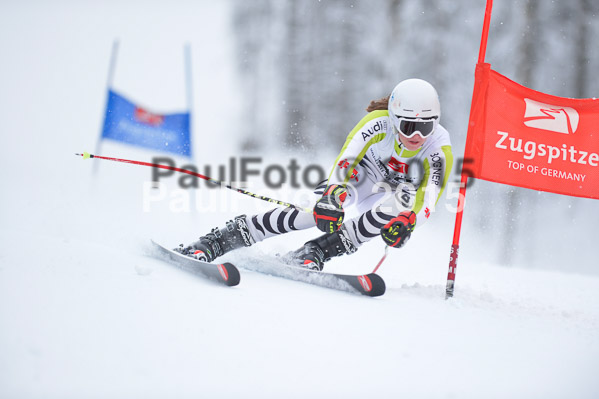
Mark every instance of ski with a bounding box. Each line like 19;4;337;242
325;271;385;297
150;240;240;287
235;254;385;297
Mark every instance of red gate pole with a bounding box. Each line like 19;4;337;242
445;0;493;299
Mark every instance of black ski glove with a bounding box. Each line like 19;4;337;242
313;184;347;233
381;211;416;248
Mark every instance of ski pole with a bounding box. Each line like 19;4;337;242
76;152;312;213
371;246;389;273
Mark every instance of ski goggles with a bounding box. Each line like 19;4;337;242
394;116;438;138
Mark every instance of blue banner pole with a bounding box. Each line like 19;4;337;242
184;43;194;160
94;39;120;176
184;43;199;217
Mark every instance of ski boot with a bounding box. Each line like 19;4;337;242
175;215;255;262
285;226;357;271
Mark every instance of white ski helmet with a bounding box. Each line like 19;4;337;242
388;79;440;138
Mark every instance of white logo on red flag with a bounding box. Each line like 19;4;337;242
523;98;579;135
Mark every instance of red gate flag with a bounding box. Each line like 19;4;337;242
446;0;599;299
464;63;599;199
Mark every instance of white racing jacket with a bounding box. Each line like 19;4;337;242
327;110;454;228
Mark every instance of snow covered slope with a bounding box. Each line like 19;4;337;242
1;217;598;398
1;1;598;398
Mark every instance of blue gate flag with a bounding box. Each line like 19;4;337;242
101;90;192;157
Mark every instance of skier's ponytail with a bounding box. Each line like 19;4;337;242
366;95;390;112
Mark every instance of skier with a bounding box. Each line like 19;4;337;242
177;78;453;270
